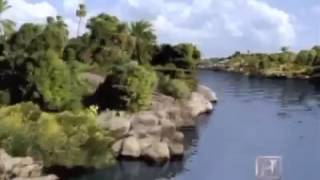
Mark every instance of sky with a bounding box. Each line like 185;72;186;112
3;0;320;57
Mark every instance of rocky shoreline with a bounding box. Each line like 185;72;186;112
0;85;217;179
99;85;217;164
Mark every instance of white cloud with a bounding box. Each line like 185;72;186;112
3;0;57;25
108;0;296;56
63;0;85;12
2;0;296;56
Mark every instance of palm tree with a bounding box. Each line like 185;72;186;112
76;4;87;37
0;0;10;14
0;0;15;37
129;20;156;64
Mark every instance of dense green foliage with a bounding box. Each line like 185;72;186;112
152;43;201;70
213;46;320;78
0;17;87;111
0;1;202;168
158;76;191;99
91;62;158;112
0;103;114;167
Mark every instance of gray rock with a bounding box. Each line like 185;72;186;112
138;137;154;152
132;112;159;127
163;132;184;156
197;85;218;102
168;142;184;157
142;142;170;163
160;119;176;138
102;84;217;161
121;136;141;158
185;92;213;117
100;116;131;138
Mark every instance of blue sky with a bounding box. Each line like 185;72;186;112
4;0;320;57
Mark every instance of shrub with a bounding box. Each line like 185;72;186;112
0;102;114;167
31;50;87;111
92;62;158;112
158;76;191;99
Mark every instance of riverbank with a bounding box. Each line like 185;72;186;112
0;84;217;179
200;60;312;80
199;48;320;80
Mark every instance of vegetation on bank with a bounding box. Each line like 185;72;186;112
0;103;114;167
204;46;320;78
0;0;201;168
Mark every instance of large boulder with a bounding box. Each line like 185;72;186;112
121;136;141;158
131;112;160;138
138;137;154;152
142;142;170;164
185;92;213;117
197;85;218;102
132;112;159;127
168;142;184;157
160;119;176;138
99;114;131;139
163;132;184;157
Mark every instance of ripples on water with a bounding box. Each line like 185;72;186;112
67;70;320;180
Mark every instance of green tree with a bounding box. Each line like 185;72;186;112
295;50;310;65
76;4;87;37
158;76;191;99
91;62;158;112
0;0;15;38
152;43;201;70
281;46;289;53
130;20;156;64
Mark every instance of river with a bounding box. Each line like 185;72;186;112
68;70;320;180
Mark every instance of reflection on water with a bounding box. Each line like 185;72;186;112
68;70;320;180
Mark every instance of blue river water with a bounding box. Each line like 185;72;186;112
68;70;320;180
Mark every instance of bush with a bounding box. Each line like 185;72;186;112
158;76;191;99
31;50;87;111
92;62;158;112
0;102;114;167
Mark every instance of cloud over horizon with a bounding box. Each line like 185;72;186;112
1;0;305;57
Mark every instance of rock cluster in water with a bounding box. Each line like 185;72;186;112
98;85;217;164
0;149;58;180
